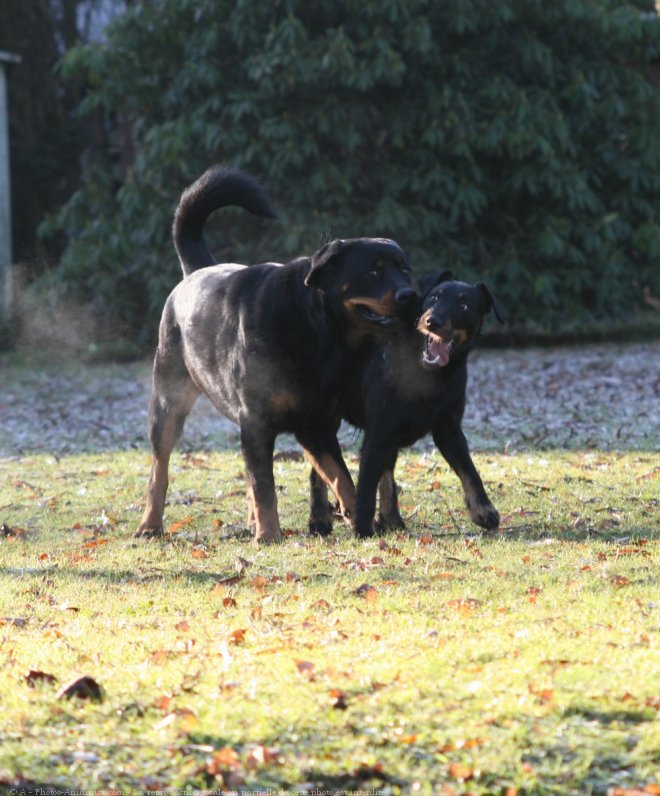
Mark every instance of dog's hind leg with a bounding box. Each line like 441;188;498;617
240;424;282;544
432;424;499;530
295;429;356;530
308;469;333;536
377;450;406;532
136;345;200;538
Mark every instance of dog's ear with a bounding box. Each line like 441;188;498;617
419;269;453;294
476;283;506;323
304;239;346;288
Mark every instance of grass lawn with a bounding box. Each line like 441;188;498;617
0;445;658;795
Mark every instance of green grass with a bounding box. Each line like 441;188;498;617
0;448;658;794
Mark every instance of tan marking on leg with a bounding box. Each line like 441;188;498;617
137;408;185;537
136;456;169;537
302;450;356;525
246;491;256;532
247;484;282;544
378;470;397;515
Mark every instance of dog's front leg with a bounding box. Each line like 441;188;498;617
240;425;282;544
308;469;334;536
295;429;356;530
432;423;499;530
377;448;405;532
355;433;396;538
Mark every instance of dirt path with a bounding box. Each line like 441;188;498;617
1;342;658;457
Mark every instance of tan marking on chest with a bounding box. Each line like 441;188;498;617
271;391;299;413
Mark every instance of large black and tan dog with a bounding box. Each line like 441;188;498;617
137;166;417;543
309;270;504;538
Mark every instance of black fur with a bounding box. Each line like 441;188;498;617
309;270;504;537
137;165;417;543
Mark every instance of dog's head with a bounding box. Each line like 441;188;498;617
417;270;505;368
304;238;417;332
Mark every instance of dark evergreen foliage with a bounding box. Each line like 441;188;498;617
41;0;660;342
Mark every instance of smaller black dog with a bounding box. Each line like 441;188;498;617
310;270;504;537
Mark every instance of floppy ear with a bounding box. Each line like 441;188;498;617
419;269;453;294
304;239;346;288
476;282;506;323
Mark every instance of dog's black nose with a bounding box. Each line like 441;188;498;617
395;287;417;306
426;315;444;332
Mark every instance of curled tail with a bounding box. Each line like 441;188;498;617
173;165;277;276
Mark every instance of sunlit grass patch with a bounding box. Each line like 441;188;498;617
0;449;658;794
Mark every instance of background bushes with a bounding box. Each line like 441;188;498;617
40;0;660;344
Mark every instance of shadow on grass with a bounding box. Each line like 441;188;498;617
563;705;657;725
0;565;237;586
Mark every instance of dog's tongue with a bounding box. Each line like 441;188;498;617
429;339;451;367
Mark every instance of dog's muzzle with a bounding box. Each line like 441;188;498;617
351;288;417;327
419;313;456;367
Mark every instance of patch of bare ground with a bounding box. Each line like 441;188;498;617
0;342;658;456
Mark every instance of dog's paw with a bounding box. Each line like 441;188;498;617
253;530;283;546
134;525;164;539
355;520;378;539
308;517;333;536
469;502;500;530
377;511;406;533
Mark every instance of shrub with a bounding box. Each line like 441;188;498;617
41;0;660;343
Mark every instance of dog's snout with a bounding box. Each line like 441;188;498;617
395;287;417;306
426;315;444;332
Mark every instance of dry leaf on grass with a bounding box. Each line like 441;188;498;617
56;675;103;702
25;669;58;688
356;583;378;602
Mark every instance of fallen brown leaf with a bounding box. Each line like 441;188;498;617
295;660;316;680
447;762;474;781
328;688;349;710
356;583;378;602
0;616;28;627
228;628;247;645
245;745;283;769
25;669;58;688
207;746;241;774
442;598;483;613
169;517;194;533
56;675;103;702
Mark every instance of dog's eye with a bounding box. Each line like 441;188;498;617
460;303;468;311
368;269;380;280
428;294;439;303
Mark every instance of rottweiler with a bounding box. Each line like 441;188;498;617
136;165;417;543
309;270;504;538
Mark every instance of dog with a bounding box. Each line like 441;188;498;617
308;270;504;537
136;165;417;543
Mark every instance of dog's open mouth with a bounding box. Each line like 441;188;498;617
356;306;400;327
422;334;454;367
